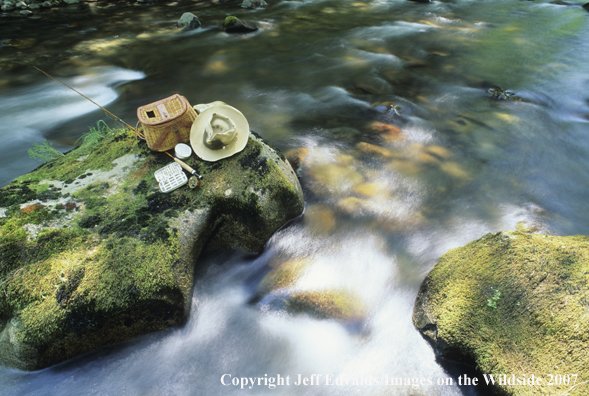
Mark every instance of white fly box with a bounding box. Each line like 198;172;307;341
154;162;188;193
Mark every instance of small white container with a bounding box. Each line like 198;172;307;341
175;143;192;159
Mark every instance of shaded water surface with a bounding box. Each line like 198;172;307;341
1;0;589;395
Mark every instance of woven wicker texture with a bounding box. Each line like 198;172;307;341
137;94;197;152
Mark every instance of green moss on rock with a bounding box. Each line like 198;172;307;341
0;126;303;371
413;231;589;396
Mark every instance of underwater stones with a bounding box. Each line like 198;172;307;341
256;259;366;322
352;181;389;199
177;12;201;30
336;196;365;215
284;147;309;172
307;163;363;196
222;16;258;33
415;151;439;165
242;0;266;8
325;127;362;142
584;2;589;11
354;76;393;95
439;161;471;180
285;289;366;321
424;145;452;159
304;204;336;235
413;232;589;395
388;159;421;175
257;258;311;297
366;121;405;142
355;142;392;158
0;129;303;371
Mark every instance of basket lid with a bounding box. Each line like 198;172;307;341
137;94;188;126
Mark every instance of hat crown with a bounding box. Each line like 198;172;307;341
204;112;237;150
190;102;250;162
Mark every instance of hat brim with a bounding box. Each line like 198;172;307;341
190;104;250;162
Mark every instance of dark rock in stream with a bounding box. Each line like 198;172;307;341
0;128;303;371
413;231;589;396
583;2;589;11
222;16;258;33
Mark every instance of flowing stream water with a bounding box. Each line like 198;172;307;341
1;0;589;395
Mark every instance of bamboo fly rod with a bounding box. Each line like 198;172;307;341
33;66;138;132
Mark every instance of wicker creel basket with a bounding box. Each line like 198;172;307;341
137;94;197;152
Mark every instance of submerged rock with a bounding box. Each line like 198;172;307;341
285;289;366;321
256;258;367;322
413;232;589;395
284;147;309;172
0;128;303;370
583;2;589;11
222;16;258;33
304;204;336;235
257;257;311;296
242;0;267;8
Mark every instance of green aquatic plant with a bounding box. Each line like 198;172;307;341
487;289;501;308
76;120;113;148
27;140;64;162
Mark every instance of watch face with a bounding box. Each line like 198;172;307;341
189;177;200;189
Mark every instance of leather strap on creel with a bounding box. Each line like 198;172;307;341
150;120;193;151
135;121;146;140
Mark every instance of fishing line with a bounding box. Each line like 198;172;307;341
33;66;146;139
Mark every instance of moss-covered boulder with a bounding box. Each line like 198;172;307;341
0;127;303;371
413;231;589;396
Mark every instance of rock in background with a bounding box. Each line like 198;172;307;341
222;15;258;33
177;12;201;30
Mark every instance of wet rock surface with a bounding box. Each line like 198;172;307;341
222;15;258;33
177;12;200;30
0;128;303;370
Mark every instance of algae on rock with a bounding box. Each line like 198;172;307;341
0;127;303;371
413;231;589;396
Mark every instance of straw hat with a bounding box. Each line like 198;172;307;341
190;103;250;162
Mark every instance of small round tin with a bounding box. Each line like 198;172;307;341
175;143;192;160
